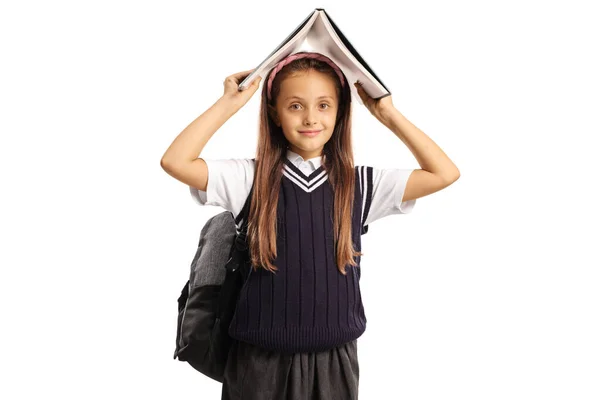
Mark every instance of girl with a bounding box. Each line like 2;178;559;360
161;52;460;399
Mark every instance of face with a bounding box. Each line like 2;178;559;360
270;69;339;160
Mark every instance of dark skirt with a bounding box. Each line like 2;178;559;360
221;339;359;400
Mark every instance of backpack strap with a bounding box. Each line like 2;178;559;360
233;182;254;253
218;160;256;322
233;158;256;251
226;158;256;273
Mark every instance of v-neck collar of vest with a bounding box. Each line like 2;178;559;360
283;158;328;193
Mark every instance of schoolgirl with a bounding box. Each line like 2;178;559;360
161;52;460;399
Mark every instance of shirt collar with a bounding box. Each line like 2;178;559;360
286;149;323;170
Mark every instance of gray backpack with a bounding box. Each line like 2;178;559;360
173;181;254;382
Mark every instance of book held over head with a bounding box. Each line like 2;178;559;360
238;8;391;104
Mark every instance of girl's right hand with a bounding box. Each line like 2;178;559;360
222;69;262;108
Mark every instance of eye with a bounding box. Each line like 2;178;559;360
320;103;330;109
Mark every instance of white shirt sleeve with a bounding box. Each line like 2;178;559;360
189;158;255;219
363;167;416;226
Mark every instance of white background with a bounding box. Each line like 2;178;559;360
1;0;599;399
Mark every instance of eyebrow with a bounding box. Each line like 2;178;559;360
284;95;335;101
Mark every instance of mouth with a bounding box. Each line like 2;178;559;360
298;129;322;137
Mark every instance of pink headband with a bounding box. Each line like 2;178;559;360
266;52;346;101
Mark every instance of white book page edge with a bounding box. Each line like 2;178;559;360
316;11;388;98
238;11;319;90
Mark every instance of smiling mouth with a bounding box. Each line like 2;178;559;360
299;130;322;136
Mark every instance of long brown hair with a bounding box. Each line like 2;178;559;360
247;55;363;276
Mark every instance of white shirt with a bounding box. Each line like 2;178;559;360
190;150;416;228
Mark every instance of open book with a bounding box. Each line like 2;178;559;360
238;8;391;103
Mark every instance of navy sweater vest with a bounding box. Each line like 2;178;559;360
229;159;374;354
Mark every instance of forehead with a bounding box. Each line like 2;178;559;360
278;70;338;101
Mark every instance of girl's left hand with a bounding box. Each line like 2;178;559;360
354;81;394;123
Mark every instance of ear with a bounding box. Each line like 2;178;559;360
268;104;281;127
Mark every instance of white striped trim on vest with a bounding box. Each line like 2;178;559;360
234;161;375;234
357;165;373;233
283;158;328;193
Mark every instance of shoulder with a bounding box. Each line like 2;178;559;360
354;164;417;228
355;164;414;190
189;158;256;218
204;157;255;175
205;157;255;179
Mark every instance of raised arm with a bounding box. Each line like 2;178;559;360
380;106;460;202
160;96;241;191
160;70;261;191
354;82;460;202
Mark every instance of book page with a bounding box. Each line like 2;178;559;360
308;12;388;100
239;11;319;90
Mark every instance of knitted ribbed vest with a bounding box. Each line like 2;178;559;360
229;159;373;354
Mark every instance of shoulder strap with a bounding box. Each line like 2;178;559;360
233;158;256;249
227;157;256;269
233;184;253;252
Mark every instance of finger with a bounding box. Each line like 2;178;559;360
250;76;262;89
238;75;261;91
252;75;262;85
228;74;255;90
354;81;366;102
231;69;256;80
357;82;375;107
354;80;365;93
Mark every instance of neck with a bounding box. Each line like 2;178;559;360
288;146;324;160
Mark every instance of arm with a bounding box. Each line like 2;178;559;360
380;107;460;202
160;70;261;191
161;96;240;166
160;96;240;191
354;82;460;202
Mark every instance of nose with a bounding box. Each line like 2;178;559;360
304;109;318;126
